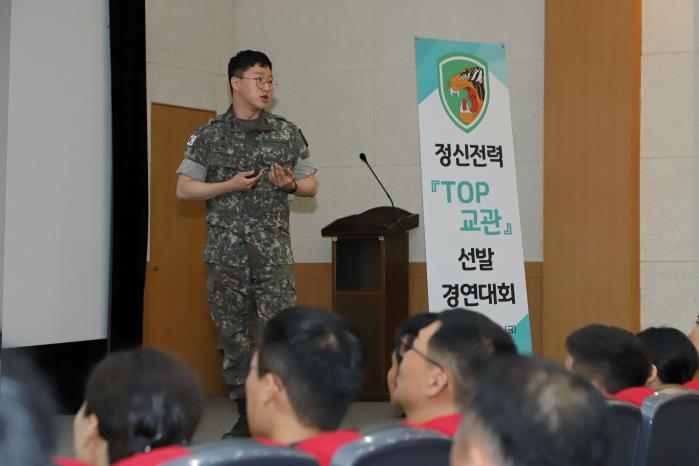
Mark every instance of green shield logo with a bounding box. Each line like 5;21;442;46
438;53;489;133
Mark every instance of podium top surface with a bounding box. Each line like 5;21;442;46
321;206;419;238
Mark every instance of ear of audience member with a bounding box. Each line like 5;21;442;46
0;354;56;466
452;355;609;466
72;348;203;466
387;312;439;401
564;324;652;395
392;309;516;435
246;306;364;466
687;315;699;377
636;327;699;387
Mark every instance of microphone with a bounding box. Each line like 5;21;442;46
359;152;396;221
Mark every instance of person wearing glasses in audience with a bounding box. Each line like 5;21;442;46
386;312;439;402
176;50;318;438
391;309;517;437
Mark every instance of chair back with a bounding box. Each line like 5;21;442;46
163;439;319;466
604;399;642;466
635;389;699;466
330;426;451;466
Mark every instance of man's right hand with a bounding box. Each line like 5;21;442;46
227;170;264;192
177;170;263;201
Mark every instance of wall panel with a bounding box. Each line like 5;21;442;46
543;0;641;360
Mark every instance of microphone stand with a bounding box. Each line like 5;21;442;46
359;153;397;223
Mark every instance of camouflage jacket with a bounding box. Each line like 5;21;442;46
176;105;311;267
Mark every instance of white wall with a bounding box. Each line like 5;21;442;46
146;0;236;154
231;0;545;263
640;0;699;332
0;0;11;329
2;0;111;347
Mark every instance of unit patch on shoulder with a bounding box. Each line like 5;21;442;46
186;134;198;147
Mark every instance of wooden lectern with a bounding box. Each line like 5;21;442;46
321;206;419;400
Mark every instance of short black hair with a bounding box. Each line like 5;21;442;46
393;313;439;364
0;354;56;466
84;348;203;463
636;327;699;384
459;355;609;466
257;306;364;431
565;324;651;394
228;50;273;82
429;309;517;403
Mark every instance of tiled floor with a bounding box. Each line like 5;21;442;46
54;397;397;457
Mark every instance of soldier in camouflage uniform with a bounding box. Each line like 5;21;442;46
175;50;318;437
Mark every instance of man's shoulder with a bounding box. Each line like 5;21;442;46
198;112;230;134
263;111;300;131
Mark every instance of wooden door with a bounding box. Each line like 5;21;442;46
145;103;226;394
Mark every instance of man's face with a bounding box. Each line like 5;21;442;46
387;351;399;402
392;321;442;410
73;403;100;463
564;354;575;371
245;352;271;437
231;64;274;113
450;441;502;466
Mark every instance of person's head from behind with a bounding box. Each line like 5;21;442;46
246;306;364;439
451;355;609;466
636;326;699;386
0;355;56;466
392;309;516;422
73;348;203;466
387;312;439;402
227;50;274;114
564;324;652;394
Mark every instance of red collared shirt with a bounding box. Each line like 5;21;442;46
404;413;463;437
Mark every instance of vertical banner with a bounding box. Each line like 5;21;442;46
415;37;531;353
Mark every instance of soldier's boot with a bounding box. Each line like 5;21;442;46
222;398;250;438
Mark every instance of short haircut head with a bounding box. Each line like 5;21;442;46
394;312;439;364
457;355;609;466
0;355;56;466
228;50;273;82
429;309;517;402
84;348;202;464
257;306;364;431
636;327;699;385
565;324;651;393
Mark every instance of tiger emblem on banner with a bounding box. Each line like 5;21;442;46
438;53;490;133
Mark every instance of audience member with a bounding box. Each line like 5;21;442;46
451;355;609;466
70;348;202;466
0;354;56;466
392;309;516;436
246;306;364;466
688;315;699;363
637;326;699;388
387;313;439;401
565;324;653;403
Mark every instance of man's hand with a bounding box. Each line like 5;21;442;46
177;170;264;201
227;169;264;192
268;164;295;191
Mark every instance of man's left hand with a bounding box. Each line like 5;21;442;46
268;164;295;191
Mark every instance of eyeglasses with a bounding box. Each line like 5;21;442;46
399;334;444;370
237;76;279;90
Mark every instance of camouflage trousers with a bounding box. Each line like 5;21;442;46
207;262;296;399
